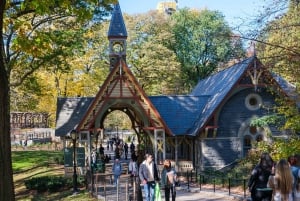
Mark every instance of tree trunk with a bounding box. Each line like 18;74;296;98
0;0;16;200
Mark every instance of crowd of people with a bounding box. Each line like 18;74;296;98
93;138;300;201
248;152;300;201
111;152;178;201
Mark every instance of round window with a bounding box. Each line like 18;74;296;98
245;93;262;111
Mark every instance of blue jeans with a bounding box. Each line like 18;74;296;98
144;181;155;201
114;174;120;185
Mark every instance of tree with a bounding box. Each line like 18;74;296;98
253;0;300;133
124;11;182;95
170;8;245;90
0;0;14;199
0;0;116;199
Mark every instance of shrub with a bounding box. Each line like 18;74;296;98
25;176;67;192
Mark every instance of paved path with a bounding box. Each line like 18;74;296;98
153;186;249;201
101;140;251;201
171;188;247;201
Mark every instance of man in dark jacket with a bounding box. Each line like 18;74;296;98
139;154;159;201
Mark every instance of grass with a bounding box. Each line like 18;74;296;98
13;149;98;201
12;150;62;172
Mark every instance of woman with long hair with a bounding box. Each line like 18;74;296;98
248;152;274;201
161;159;177;201
268;159;293;201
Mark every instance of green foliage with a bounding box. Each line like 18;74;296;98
256;0;300;133
24;176;67;192
24;175;86;193
125;12;183;94
250;114;284;128
170;8;245;89
239;135;300;169
4;0;115;119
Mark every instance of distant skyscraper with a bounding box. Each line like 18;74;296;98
156;1;177;15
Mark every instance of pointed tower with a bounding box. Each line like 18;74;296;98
108;2;128;71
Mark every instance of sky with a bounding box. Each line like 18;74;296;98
118;0;265;29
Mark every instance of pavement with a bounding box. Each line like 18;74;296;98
155;186;249;201
102;141;251;201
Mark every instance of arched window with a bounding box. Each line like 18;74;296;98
256;135;263;142
243;135;252;156
242;125;267;157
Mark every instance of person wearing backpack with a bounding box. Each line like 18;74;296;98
248;152;274;201
112;158;122;186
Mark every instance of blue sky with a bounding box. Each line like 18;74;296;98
118;0;264;28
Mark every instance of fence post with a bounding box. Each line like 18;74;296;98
228;178;231;196
117;178;119;201
126;179;128;201
213;177;216;193
199;174;202;191
104;176;107;201
133;176;136;201
187;170;190;190
222;175;224;188
244;178;246;198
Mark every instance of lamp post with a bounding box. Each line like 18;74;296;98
71;130;78;194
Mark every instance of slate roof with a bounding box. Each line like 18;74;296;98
190;56;255;135
55;56;298;137
273;73;300;107
149;95;210;136
107;3;127;38
55;97;94;137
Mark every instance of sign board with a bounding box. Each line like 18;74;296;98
64;147;85;167
76;147;85;167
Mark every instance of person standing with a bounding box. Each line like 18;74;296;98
99;144;104;156
112;158;122;186
129;158;138;177
139;154;159;201
268;159;293;201
129;158;138;185
248;152;274;201
161;159;177;201
124;142;129;160
289;154;300;201
130;142;135;154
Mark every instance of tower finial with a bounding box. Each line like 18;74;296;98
108;2;127;71
247;41;257;57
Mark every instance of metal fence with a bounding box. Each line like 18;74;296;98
91;174;142;201
182;169;251;199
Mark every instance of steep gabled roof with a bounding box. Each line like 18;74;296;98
149;95;210;135
55;97;94;137
55;56;299;137
190;56;256;135
74;58;169;133
273;73;300;107
108;2;127;38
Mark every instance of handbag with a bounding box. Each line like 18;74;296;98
154;182;162;201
